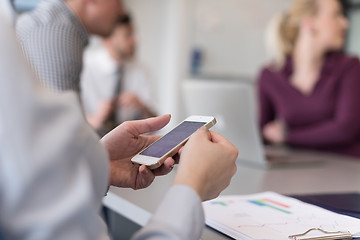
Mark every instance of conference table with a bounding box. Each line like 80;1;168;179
103;148;360;239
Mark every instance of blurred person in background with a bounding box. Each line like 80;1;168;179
257;0;360;157
16;0;125;95
81;14;156;136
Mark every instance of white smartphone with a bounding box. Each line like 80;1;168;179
131;115;216;169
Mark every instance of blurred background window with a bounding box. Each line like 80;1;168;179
13;0;42;12
345;0;360;57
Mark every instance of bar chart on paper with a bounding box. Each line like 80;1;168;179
203;192;360;240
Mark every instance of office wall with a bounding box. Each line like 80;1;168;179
125;0;290;79
189;0;289;78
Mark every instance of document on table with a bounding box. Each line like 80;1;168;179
203;192;360;240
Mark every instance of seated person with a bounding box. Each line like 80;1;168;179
81;14;156;135
257;0;360;157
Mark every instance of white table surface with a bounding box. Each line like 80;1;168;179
103;150;360;239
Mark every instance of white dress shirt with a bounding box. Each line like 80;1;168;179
81;45;156;123
0;2;204;240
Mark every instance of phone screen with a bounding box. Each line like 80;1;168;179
140;121;206;158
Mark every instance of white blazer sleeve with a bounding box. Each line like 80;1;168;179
0;10;110;240
131;185;205;240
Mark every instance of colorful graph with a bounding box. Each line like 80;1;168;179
204;192;360;240
248;198;292;214
211;200;235;207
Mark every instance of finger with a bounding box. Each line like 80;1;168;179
138;165;155;189
131;115;171;135
172;147;184;164
140;135;162;152
152;157;175;176
191;126;211;141
208;131;232;145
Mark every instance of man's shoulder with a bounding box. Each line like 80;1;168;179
16;1;76;39
84;46;117;72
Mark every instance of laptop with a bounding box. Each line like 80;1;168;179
182;79;324;168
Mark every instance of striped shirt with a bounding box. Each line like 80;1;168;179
16;0;88;93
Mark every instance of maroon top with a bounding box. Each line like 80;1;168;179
257;52;360;157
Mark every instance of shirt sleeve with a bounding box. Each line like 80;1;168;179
0;13;110;240
257;68;276;129
287;59;360;148
131;185;205;240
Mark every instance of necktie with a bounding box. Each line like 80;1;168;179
98;67;123;136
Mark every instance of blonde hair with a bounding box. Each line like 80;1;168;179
266;0;319;69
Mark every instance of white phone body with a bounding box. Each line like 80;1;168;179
131;115;216;169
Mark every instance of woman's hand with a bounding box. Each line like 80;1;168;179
101;115;175;189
